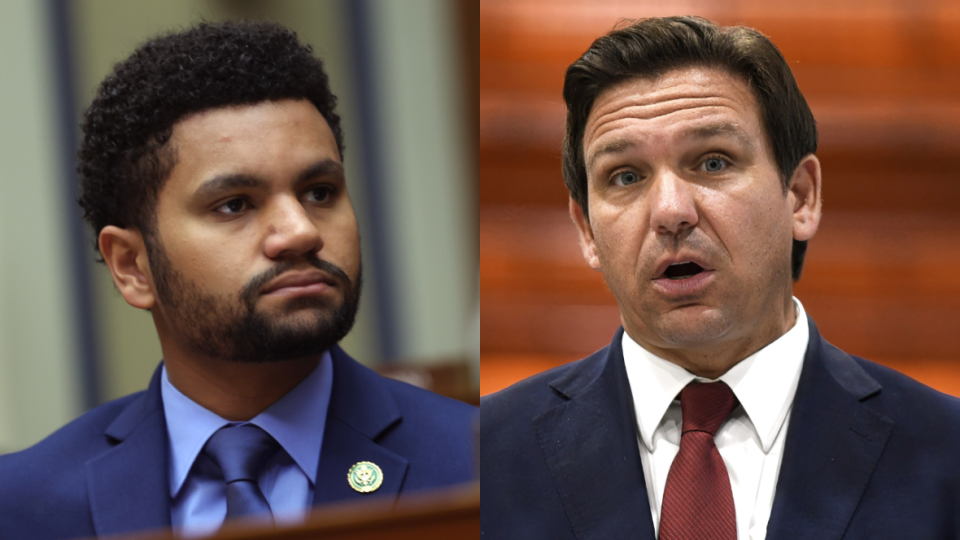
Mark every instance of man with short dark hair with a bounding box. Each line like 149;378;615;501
0;21;475;540
481;16;960;539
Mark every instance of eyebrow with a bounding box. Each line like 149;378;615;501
294;159;344;187
192;159;345;201
687;123;755;151
586;140;632;172
585;122;756;172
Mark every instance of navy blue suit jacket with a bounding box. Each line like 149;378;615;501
0;346;477;539
481;318;960;539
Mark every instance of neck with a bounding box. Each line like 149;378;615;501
162;351;320;421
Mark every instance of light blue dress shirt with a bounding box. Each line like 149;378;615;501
160;352;334;537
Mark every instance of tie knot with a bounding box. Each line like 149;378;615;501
202;424;279;483
679;381;738;436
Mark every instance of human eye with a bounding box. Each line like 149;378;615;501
303;184;335;204
611;170;641;186
700;155;728;173
213;197;249;215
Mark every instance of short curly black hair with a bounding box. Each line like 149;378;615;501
78;20;344;259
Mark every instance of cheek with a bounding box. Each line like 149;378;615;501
590;204;648;287
162;224;253;291
319;211;361;273
702;185;792;268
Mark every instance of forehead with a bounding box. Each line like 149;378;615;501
583;67;766;164
165;99;339;192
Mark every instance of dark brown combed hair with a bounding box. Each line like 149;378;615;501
562;16;817;280
78;21;344;260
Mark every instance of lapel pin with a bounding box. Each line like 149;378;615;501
347;461;384;493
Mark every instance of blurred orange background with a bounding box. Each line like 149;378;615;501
479;0;960;397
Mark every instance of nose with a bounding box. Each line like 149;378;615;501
261;196;323;259
649;170;698;236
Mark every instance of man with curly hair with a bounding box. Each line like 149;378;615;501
0;21;475;539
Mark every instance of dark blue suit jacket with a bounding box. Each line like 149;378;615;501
0;346;477;539
481;318;960;539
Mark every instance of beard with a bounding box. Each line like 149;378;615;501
145;235;361;363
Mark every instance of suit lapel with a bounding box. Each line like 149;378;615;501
313;347;409;506
535;329;656;540
766;318;894;540
87;365;171;537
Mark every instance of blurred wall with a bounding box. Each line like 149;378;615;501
0;0;476;452
0;0;82;452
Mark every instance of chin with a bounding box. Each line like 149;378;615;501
265;308;340;336
271;293;339;312
646;306;732;347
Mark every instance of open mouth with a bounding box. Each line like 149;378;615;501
662;262;704;280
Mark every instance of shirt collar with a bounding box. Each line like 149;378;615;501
161;351;334;498
623;298;809;453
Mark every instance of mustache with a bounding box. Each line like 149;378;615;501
240;256;352;307
644;229;719;272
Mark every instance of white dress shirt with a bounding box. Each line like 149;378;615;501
161;352;333;537
623;298;809;540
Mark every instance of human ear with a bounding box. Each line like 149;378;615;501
569;197;601;271
788;154;822;242
98;226;156;310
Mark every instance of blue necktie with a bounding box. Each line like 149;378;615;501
202;424;279;521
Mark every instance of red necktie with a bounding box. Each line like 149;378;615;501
659;381;739;540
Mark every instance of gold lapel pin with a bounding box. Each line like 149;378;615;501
347;461;384;493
